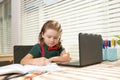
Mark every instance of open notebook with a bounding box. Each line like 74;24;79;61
57;33;103;67
0;63;64;75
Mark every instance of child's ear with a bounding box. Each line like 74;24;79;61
42;32;44;38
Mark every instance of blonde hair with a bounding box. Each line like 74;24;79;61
39;20;62;47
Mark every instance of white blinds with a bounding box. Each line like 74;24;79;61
102;0;120;38
21;0;120;59
0;5;2;53
21;0;40;45
0;0;11;54
42;0;105;60
41;0;120;60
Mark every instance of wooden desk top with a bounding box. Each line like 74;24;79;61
0;53;13;61
39;61;120;80
0;60;120;80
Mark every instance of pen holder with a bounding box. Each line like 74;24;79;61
106;48;117;61
117;47;120;59
102;49;107;60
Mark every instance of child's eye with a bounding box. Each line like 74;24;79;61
47;36;51;38
54;37;58;39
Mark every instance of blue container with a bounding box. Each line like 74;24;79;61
102;49;107;60
106;48;117;61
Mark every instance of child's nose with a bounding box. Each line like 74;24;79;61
50;38;54;42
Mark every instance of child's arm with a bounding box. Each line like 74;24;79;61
49;50;71;62
20;54;50;66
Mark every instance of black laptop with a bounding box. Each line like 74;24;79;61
57;33;103;67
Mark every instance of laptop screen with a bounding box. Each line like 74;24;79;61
57;33;103;67
79;33;103;66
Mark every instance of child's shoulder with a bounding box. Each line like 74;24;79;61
33;43;39;46
31;43;40;49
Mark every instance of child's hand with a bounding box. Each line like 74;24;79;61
33;57;50;66
40;57;50;66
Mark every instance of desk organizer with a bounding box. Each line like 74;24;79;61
106;48;117;61
102;48;117;61
102;49;107;60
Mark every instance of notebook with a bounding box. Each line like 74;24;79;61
57;33;103;67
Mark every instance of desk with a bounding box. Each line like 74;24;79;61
0;53;13;66
39;61;120;80
0;53;13;61
0;60;120;80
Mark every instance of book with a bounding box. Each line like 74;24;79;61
0;63;64;75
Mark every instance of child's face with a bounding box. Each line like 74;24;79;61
42;29;60;47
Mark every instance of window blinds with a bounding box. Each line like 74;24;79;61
102;0;120;39
41;0;120;60
0;0;11;54
21;0;40;45
21;0;120;59
0;4;2;53
41;0;106;60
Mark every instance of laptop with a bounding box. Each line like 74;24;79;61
14;45;33;63
57;33;103;67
